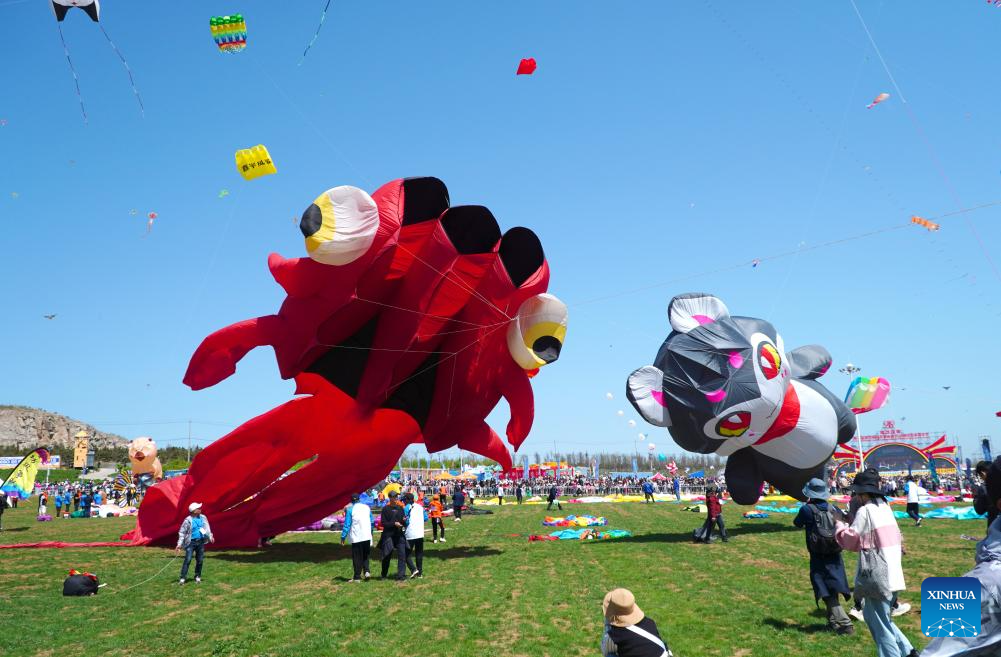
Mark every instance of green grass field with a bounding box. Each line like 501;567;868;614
0;499;981;657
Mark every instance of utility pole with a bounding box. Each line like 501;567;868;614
838;363;863;472
187;420;192;465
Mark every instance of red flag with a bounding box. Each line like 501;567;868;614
516;58;537;75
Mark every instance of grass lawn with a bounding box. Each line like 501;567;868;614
0;498;981;657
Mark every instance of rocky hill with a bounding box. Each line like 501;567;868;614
0;406;127;452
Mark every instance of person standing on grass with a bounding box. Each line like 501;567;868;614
904;476;925;527
697;484;727;543
497;482;504;505
176;502;214;585
600;588;674;657
974;460;999;534
452;486;465;522
516;482;524;504
547;484;562;511
54;490;63;517
0;492;6;531
834;469;917;657
340;493;372;582
428;495;445;543
641;480;655;504
793;478;853;635
37;491;48;517
73;488;80;512
403;492;425;579
672;476;681;502
923;455;1001;657
379;490;407;581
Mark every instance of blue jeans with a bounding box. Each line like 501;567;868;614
180;538;206;580
862;597;913;657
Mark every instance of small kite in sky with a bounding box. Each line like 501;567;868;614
146;211;157;233
218;189;230;198
235;145;277;180
210;14;247;53
911;216;940;231
517;58;537;75
866;93;890;110
10;192;18;199
752;258;761;268
43;314;57;320
129;209;137;216
0;119;7;127
943;386;951;390
299;0;333;65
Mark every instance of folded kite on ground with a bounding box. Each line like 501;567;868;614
742;512;769;519
542;515;608;527
755;504;801;514
537;528;633;541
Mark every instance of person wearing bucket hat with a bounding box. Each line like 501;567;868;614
600;588;673;657
176;502;213;585
793;478;853;634
924;456;1001;657
835;469;917;657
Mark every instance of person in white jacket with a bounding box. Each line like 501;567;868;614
403;492;426;579
340;493;372;582
175;502;214;585
904;476;926;527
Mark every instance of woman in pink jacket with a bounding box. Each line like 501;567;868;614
835;468;917;657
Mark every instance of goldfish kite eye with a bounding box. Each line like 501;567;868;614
301;186;380;265
758;342;781;380
506;293;568;371
716;411;751;438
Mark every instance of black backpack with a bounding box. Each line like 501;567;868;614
806;505;841;556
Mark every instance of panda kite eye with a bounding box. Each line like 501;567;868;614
759;343;781;380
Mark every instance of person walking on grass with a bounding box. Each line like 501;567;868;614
641;480;655;504
923;455;1001;657
974;460;999;535
54;490;63;518
834;469;917;657
904;476;925;527
341;493;372;582
497;483;504;506
403;492;426;579
547;484;562;511
793;478;853;635
516;482;524;505
428;495;446;543
697;484;727;543
379;490;407;581
452;486;465;522
176;502;214;585
600;588;674;657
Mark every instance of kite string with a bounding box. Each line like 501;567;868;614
394;244;512;321
847;0;1001;285
57;24;87;125
299;0;334;65
98;25;144;118
106;554;178;595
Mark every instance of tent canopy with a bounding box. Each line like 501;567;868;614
650;472;668;481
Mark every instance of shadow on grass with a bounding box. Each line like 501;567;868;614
212;543;502;564
733;522;800;535
0;527;29;533
762;617;831;635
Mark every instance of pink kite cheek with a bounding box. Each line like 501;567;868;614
651;390;668;407
692;314;714;326
705;389;727;403
728;351;744;369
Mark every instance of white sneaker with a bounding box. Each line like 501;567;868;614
363;572;370;581
891;602;911;617
848;608;864;622
195;577;202;584
433;539;438;544
440;538;446;543
179;579;186;586
410;570;421;579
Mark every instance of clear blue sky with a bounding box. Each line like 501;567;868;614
1;1;999;465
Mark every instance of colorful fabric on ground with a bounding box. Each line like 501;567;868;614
683;504;707;513
743;512;770;518
542;515;608;527
894;506;985;521
536;528;632;541
756;504;801;514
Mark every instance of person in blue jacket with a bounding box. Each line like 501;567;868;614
452;486;465;522
641;480;655;504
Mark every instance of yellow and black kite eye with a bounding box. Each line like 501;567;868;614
506;293;568;370
301;186;380;265
759;342;781;380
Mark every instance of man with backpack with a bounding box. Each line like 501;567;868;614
793;478;853;635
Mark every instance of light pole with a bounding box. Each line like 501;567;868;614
839;363;864;472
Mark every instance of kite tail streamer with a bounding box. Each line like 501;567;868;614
298;0;333;66
57;24;87;124
99;25;145;118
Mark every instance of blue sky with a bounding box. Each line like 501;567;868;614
0;1;999;465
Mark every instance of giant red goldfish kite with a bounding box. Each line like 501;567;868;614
125;177;567;548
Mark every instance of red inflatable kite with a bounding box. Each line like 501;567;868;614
125;177;567;548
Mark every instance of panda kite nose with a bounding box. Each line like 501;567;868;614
532;336;562;364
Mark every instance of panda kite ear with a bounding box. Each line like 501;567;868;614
668;293;730;334
626;366;671;427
